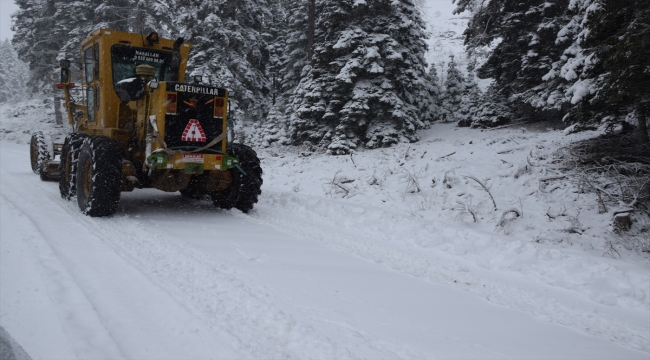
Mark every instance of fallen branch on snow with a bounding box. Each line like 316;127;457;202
463;175;497;211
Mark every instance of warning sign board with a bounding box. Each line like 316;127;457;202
181;119;206;142
182;154;204;163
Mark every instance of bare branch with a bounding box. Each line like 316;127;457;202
497;207;521;227
463;175;497;210
439;151;456;159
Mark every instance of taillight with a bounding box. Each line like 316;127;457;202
166;93;177;114
214;97;224;118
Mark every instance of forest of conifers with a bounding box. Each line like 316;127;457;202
4;0;649;152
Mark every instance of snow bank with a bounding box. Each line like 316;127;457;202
0;99;67;144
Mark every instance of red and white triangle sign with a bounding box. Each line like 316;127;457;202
181;119;206;142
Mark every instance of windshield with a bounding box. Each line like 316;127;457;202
111;45;173;86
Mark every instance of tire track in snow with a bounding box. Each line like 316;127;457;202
0;192;128;359
249;188;650;353
2;143;427;358
67;201;402;359
1;144;242;359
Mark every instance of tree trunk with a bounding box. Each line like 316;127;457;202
307;0;315;65
638;102;649;144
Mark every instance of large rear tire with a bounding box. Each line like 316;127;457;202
59;133;88;199
30;132;52;175
211;143;263;213
76;136;122;217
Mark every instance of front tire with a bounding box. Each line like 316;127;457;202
211;143;263;213
76;136;122;217
30;131;52;175
59;133;88;199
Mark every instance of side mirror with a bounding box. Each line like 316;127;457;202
59;60;71;84
60;68;70;84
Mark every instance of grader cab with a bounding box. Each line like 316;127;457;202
30;29;262;216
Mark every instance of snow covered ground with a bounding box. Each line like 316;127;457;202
1;98;649;359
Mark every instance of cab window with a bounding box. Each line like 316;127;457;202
84;47;94;84
110;45;172;87
87;87;95;122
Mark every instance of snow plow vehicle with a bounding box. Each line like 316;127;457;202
30;29;262;216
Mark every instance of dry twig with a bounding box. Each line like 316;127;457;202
463;175;497;210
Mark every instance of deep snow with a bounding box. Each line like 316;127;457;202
1;98;648;359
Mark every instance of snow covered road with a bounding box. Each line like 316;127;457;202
1;140;648;359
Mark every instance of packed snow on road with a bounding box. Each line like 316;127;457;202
1;99;648;359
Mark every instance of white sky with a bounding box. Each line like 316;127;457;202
0;0;18;41
422;0;458;16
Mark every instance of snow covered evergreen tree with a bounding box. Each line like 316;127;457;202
177;0;271;124
535;0;648;142
582;0;649;142
253;0;316;148
279;0;311;101
539;0;593;111
460;0;570;112
12;0;60;93
456;77;480;127
470;84;512;128
254;105;290;147
442;55;464;121
94;0;132;31
0;40;29;103
0;41;11;103
252;0;292;147
53;1;100;66
129;0;177;37
290;0;435;154
426;64;442;120
266;1;287;106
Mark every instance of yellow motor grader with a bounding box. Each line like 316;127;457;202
30;29;262;216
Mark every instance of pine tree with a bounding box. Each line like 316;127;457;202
253;0;291;147
539;0;649;142
0;40;29;103
53;1;100;70
94;0;132;31
442;55;464;120
470;84;512;128
255;105;290;147
130;0;177;37
539;0;593;110
12;0;60;93
262;0;316;149
290;0;435;154
427;65;442;121
0;41;12;103
279;0;311;100
460;0;570;111
456;76;481;127
178;0;272;124
265;0;288;106
582;0;650;142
